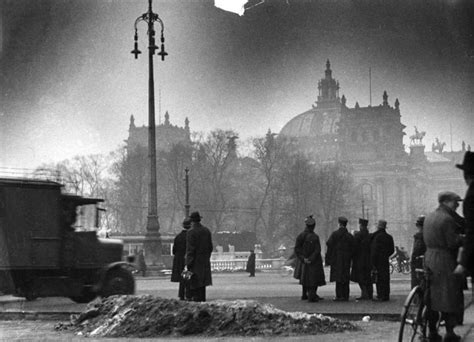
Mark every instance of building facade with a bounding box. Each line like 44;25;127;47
280;60;467;248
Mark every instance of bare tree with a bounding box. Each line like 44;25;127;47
191;129;239;232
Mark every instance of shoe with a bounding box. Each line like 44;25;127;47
443;333;461;342
427;331;442;342
315;295;324;301
372;297;389;302
356;296;369;301
333;297;348;302
301;295;308;300
308;297;319;303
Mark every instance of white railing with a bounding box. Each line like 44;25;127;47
210;258;286;272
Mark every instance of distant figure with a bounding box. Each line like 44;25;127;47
425;191;464;341
326;216;355;301
370;220;395;301
392;246;409;271
350;218;373;300
246;250;256;277
410;215;426;289
293;215;326;302
137;249;146;277
171;218;192;300
185;211;213;302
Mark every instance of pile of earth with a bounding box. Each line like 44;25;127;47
55;295;359;338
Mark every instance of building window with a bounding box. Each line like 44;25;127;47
362;183;373;201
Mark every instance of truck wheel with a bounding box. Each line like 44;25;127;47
101;268;135;297
70;287;97;303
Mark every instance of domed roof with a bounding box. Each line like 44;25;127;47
280;109;339;138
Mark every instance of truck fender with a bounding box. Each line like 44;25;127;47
92;261;135;293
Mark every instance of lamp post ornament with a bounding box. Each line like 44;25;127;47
132;0;168;267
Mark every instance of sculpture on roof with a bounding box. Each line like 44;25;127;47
431;138;446;154
409;126;426;145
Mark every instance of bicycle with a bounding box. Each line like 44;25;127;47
398;256;442;342
390;257;411;275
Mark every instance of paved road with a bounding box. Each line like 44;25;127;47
0;271;462;341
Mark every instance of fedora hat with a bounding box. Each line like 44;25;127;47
438;191;462;204
456;151;474;174
189;211;202;222
359;218;368;226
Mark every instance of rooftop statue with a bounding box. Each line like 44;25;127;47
409;126;426;146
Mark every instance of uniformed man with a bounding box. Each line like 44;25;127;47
370;220;395;301
350;218;373;300
294;215;326;302
326;216;355;301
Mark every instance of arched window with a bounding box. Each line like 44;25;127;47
362;183;373;201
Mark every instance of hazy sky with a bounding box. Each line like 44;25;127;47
1;0;473;169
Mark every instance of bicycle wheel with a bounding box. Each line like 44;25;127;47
398;286;426;342
402;262;411;275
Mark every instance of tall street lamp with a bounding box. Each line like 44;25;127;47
132;0;168;267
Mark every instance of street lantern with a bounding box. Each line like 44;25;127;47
132;0;168;267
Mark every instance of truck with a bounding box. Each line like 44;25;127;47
0;177;135;303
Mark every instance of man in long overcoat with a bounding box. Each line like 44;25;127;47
370;219;394;301
325;216;354;301
171;218;191;300
410;215;426;289
425;191;464;341
350;218;373;300
246;250;256;277
455;151;474;274
294;215;326;302
185;211;213;302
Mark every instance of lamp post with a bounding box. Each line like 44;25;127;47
184;167;190;217
132;0;168;267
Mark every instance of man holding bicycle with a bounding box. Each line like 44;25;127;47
424;191;464;342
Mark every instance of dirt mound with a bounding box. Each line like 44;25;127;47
56;295;358;338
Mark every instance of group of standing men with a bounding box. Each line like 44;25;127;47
294;215;395;302
170;211;213;302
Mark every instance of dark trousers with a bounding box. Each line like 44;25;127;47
302;286;319;301
358;282;373;299
375;279;390;300
335;282;349;299
189;286;206;302
179;280;191;300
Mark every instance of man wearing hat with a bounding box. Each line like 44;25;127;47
370;220;395;301
410;215;426;289
424;191;464;341
350;218;373;300
293;215;326;302
171;217;192;300
325;216;355;301
185;211;213;302
455;151;474;277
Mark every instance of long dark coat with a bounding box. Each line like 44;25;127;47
326;227;355;283
424;204;464;314
370;228;395;284
185;222;213;289
293;228;326;287
350;228;372;284
245;252;256;274
460;182;474;273
171;230;187;282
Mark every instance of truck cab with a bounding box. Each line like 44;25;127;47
0;177;135;303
